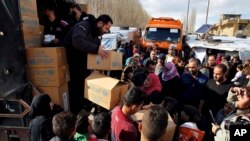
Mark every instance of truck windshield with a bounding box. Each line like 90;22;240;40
145;27;181;42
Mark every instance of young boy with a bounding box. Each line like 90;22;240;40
74;109;90;141
231;64;245;86
89;112;111;141
111;87;145;141
177;105;205;141
139;105;168;141
180;105;200;129
50;111;76;141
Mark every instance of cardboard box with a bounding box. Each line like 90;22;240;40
28;65;67;86
87;51;123;70
23;33;41;47
65;64;70;82
26;47;67;67
84;72;129;110
80;4;88;13
132;110;176;141
34;83;70;111
19;0;38;17
21;16;40;34
39;25;44;35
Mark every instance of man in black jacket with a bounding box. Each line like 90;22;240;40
44;8;70;46
69;3;88;26
63;14;112;114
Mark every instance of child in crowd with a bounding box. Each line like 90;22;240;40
231;64;245;86
50;112;76;141
180;105;200;129
139;105;168;141
74;109;90;141
111;87;145;141
177;105;205;141
161;96;180;124
89;112;111;141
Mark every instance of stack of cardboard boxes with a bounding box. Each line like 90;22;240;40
85;51;129;110
26;47;70;111
20;0;41;47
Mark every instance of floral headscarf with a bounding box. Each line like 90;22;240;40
162;62;180;81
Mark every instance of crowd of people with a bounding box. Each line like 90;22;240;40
29;1;250;141
117;42;250;141
29;47;250;141
29;88;169;141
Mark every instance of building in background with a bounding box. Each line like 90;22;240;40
210;14;250;37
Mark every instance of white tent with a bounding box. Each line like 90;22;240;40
187;36;250;62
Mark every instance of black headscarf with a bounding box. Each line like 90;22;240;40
29;94;52;119
132;72;147;87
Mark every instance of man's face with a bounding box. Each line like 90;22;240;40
188;62;198;76
213;67;225;83
45;10;55;22
178;61;185;68
132;57;140;65
150;51;157;60
98;21;112;35
168;49;174;55
232;57;239;64
157;58;163;64
236;87;250;109
70;8;81;19
208;56;216;66
147;64;156;73
132;104;143;115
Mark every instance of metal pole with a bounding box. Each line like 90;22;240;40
205;0;210;24
186;0;190;35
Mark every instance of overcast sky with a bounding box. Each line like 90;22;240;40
139;0;250;30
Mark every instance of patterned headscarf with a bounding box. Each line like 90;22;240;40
162;62;180;81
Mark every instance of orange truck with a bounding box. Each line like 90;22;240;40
140;17;183;52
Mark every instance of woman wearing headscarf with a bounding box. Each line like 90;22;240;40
29;94;54;141
159;62;181;99
142;73;162;104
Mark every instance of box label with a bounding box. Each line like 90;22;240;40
26;48;66;67
88;83;109;97
29;67;66;86
87;83;110;109
63;92;69;111
112;61;122;67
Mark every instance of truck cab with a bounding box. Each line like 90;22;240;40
141;17;183;52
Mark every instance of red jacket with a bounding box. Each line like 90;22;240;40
111;106;137;141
